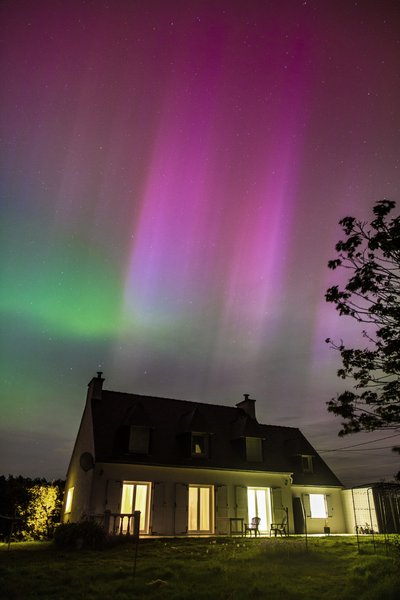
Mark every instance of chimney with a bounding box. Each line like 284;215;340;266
88;371;105;400
236;393;256;420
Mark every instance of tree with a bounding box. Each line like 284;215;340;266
17;482;63;540
325;200;400;442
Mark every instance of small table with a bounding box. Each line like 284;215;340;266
229;517;244;536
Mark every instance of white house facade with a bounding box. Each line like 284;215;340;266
62;373;353;536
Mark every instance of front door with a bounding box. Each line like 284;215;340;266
247;487;272;533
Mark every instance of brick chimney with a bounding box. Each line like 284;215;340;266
88;371;104;400
236;393;256;420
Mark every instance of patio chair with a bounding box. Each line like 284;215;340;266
270;516;287;537
244;517;261;537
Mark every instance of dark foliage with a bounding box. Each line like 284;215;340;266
54;520;107;550
325;200;400;448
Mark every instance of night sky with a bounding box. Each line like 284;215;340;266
1;0;399;486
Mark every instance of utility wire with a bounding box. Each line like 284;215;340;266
318;432;400;453
321;444;398;452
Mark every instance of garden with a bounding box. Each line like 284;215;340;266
1;534;399;599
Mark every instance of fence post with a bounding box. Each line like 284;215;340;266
133;511;141;582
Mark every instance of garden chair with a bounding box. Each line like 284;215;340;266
270;516;287;537
244;516;261;537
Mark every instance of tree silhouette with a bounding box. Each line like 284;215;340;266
325;200;400;454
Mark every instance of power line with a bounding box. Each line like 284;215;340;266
321;444;397;452
318;432;400;453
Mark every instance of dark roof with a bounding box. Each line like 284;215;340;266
91;390;342;487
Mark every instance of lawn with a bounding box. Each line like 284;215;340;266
1;536;399;599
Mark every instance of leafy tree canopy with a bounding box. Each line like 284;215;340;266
325;200;400;440
17;484;63;540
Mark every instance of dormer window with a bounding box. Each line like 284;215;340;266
191;433;209;457
129;426;150;454
245;437;263;461
301;455;313;473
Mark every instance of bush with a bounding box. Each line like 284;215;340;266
54;521;107;550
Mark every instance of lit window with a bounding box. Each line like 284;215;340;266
309;494;327;518
191;433;208;457
188;485;213;532
121;482;151;533
246;437;263;461
65;487;74;514
129;426;150;454
301;455;313;473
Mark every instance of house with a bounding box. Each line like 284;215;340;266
62;372;347;536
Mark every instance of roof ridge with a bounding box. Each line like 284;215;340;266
101;389;301;432
103;389;239;410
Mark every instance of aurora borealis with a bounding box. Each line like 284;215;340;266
1;0;399;484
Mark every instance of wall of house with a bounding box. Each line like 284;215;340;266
291;485;345;534
341;488;379;533
89;462;294;535
62;398;95;523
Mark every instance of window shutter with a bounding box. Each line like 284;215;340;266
235;485;247;520
325;494;333;517
216;485;229;534
271;487;284;523
301;494;311;518
106;479;123;513
151;482;166;535
174;483;188;534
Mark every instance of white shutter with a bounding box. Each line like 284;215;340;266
235;485;247;520
325;494;333;517
151;482;166;535
271;487;284;523
216;485;229;534
174;483;188;534
106;479;123;513
302;494;311;518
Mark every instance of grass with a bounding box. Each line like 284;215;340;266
0;536;399;599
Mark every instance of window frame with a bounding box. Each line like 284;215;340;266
128;425;150;454
309;493;328;519
301;455;313;473
188;484;214;533
121;481;152;533
191;432;209;458
245;437;263;461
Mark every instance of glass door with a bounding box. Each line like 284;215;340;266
121;482;151;533
247;487;272;533
188;485;214;533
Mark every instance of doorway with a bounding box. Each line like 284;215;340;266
247;487;272;533
121;482;151;533
188;485;214;533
